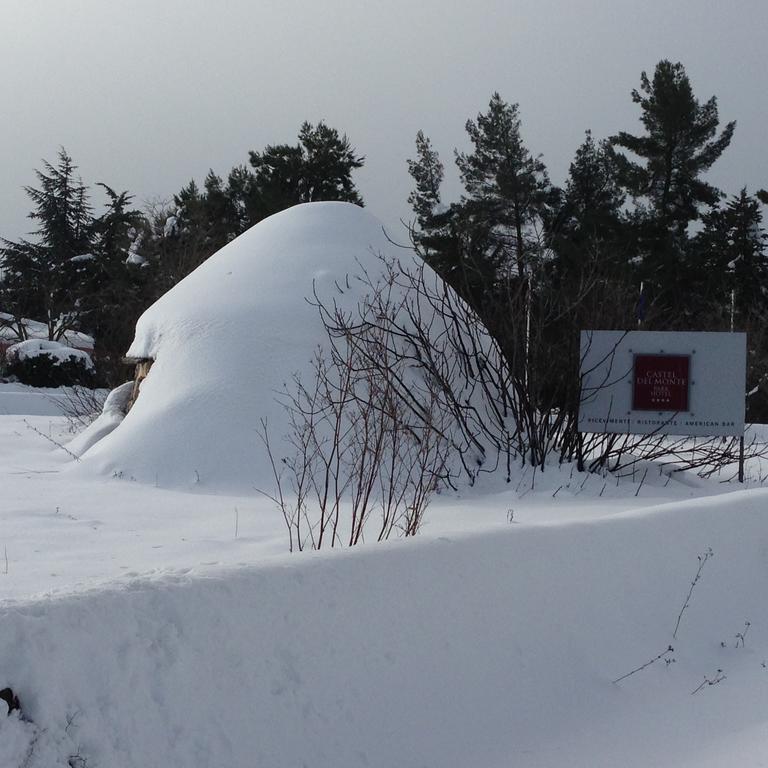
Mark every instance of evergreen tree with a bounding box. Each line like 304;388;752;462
149;121;366;289
455;93;553;279
407;130;444;229
247;120;364;221
407;95;556;312
695;190;768;419
406;131;484;296
0;149;94;340
85;185;153;383
151;175;240;290
696;188;768;318
540;131;639;339
406;94;563;428
406;130;501;308
202;171;242;250
246;143;306;221
150;179;207;290
550;130;626;278
297;121;364;204
608;60;735;313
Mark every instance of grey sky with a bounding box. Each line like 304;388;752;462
1;0;766;242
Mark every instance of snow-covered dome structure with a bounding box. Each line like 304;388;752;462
75;202;436;491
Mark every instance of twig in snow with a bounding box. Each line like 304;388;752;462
634;468;648;497
23;419;81;462
673;547;714;639
514;468;527;495
735;621;751;648
64;711;81;735
612;645;675;684
690;669;726;695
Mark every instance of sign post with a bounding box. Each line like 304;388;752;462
579;331;747;478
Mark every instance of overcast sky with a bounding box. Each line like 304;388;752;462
1;0;766;243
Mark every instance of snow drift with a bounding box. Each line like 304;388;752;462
3;489;768;767
75;202;436;490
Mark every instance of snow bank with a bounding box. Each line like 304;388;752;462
66;381;133;457
76;202;433;490
3;489;768;767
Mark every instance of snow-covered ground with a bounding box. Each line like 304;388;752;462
2;203;767;766
2;383;768;767
0;382;79;417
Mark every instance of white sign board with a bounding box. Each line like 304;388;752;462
579;330;746;437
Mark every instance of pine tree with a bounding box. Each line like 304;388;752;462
407;130;444;228
202;171;242;250
695;190;768;419
551;130;626;277
247;143;306;221
247;121;364;222
297;121;364;204
540;130;639;335
85;185;153;383
610;60;735;229
406;95;555;313
608;60;735;313
455;93;552;278
144;121;365;292
563;133;624;234
406;127;504;309
406;131;475;292
0;149;94;340
696;189;768;317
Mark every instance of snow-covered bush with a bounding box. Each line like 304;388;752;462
5;340;95;388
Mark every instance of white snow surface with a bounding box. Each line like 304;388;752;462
2;388;768;766
77;202;425;491
0;382;73;416
66;381;132;457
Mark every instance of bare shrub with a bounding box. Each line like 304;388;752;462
257;270;452;550
579;429;768;482
57;385;108;433
315;253;522;485
260;248;762;552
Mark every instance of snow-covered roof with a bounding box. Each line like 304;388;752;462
76;202;431;490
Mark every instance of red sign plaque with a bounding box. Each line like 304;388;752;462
633;354;690;411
